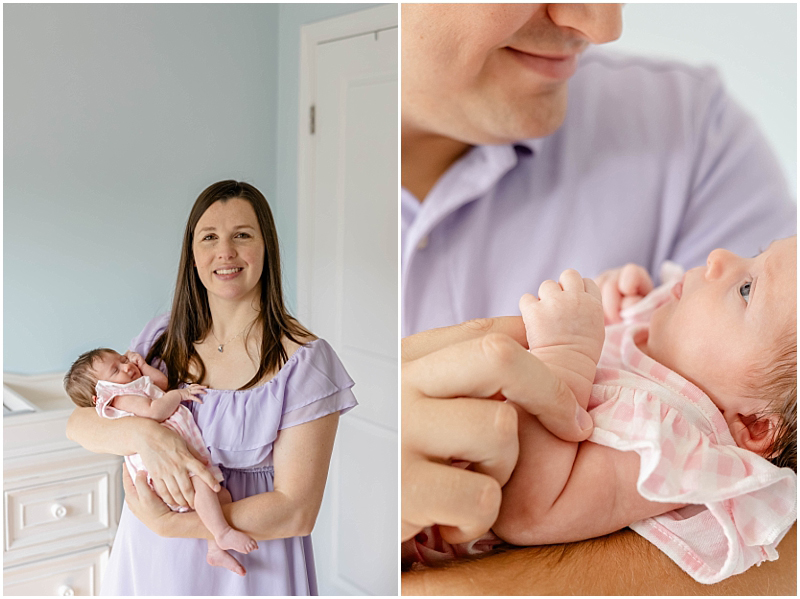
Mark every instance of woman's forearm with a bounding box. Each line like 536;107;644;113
402;524;797;595
160;489;317;542
66;406;151;455
159;415;340;542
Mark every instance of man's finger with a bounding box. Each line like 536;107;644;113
406;397;518;487
407;334;592;442
402;316;527;363
403;460;502;544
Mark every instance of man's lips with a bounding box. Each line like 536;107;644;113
505;47;581;80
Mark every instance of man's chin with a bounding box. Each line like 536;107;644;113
474;88;569;145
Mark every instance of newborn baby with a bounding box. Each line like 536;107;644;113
64;348;258;576
493;236;797;583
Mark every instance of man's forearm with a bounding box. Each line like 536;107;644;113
402;524;797;595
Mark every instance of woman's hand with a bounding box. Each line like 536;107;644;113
402;317;595;546
136;421;220;509
122;468;175;536
594;263;653;324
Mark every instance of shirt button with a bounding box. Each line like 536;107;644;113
417;236;428;250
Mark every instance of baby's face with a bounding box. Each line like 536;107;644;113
92;351;142;385
645;237;796;423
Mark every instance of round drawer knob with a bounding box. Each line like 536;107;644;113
58;585;75;596
51;504;68;519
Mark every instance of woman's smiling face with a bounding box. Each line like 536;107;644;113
192;198;265;305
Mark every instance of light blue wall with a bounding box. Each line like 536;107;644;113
4;3;390;375
275;3;385;312
4;3;280;373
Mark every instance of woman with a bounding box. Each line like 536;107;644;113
66;180;356;595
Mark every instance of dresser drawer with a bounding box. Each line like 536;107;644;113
4;544;109;596
5;472;114;553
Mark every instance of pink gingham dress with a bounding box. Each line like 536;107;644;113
587;266;796;583
95;375;224;513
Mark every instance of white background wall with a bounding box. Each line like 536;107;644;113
4;3;382;374
610;2;797;195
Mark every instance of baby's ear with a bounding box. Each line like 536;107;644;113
731;412;780;456
92;395;98;405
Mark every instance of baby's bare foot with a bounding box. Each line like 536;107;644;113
216;527;259;554
206;545;246;576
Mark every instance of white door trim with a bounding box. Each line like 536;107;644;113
296;4;398;324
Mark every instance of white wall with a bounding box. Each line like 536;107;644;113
610;3;797;195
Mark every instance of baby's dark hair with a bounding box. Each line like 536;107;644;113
64;348;116;408
752;331;796;473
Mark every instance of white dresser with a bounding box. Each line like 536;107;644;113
3;372;123;596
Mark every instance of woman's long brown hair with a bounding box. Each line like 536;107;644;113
147;180;312;390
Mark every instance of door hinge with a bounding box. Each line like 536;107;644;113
310;105;316;134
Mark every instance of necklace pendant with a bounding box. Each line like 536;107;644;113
218;345;224;353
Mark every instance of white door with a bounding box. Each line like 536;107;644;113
296;6;397;596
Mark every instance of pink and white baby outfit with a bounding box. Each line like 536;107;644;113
587;264;796;583
95;376;224;513
403;264;797;583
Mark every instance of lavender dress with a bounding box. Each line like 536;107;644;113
100;314;357;595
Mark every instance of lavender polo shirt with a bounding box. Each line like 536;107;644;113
402;49;796;337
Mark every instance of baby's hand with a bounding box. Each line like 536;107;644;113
594;263;653;324
520;269;604;363
125;351;147;370
520;270;604;407
177;384;207;403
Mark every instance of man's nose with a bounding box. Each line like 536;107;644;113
548;3;623;45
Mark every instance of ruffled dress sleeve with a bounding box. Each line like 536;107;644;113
189;338;356;471
589;367;797;584
278;339;357;430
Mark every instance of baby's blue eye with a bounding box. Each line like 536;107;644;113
739;282;751;303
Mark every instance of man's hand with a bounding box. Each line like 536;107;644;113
594;263;653;324
402;317;594;546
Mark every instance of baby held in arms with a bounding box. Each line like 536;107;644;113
493;236;797;584
64;349;258;576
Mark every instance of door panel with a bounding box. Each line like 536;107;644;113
298;10;397;596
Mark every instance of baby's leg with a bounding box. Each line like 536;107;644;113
205;540;246;576
193;477;258;554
